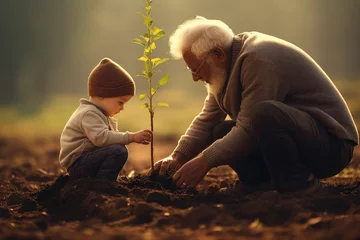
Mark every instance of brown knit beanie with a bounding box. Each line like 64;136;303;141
88;57;135;97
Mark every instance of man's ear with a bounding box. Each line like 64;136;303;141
212;47;226;63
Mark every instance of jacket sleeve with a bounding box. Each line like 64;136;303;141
80;110;130;146
174;93;227;160
202;59;288;167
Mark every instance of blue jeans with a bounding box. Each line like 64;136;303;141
68;144;128;181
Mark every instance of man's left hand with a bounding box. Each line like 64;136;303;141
172;154;211;188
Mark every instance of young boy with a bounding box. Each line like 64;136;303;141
59;57;152;181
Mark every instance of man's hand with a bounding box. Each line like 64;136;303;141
172;154;211;189
148;152;187;176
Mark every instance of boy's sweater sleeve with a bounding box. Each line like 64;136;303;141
81;110;130;146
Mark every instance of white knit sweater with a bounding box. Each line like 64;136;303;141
59;98;130;170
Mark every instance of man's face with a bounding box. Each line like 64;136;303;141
183;49;227;95
100;95;132;117
183;50;213;84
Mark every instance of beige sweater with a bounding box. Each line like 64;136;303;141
59;98;130;170
174;32;359;168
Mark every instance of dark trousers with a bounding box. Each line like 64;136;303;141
212;100;354;192
68;144;128;181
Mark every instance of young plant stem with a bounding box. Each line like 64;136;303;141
148;20;154;171
150;110;154;171
134;0;170;172
149;79;154;171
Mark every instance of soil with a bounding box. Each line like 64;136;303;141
1;136;360;239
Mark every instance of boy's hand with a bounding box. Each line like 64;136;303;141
130;130;152;145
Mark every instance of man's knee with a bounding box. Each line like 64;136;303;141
249;100;288;132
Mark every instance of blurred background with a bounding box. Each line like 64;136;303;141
1;0;360;139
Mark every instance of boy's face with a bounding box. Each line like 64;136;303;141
100;95;132;117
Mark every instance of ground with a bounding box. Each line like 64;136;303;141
1;136;360;240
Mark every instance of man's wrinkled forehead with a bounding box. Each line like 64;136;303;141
182;48;197;60
182;49;198;66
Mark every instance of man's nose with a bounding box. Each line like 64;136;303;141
192;73;201;82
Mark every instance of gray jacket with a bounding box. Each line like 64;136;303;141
174;32;359;167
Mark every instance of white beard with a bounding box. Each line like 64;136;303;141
206;66;227;96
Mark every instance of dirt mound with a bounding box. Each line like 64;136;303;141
2;168;360;239
2;137;360;239
33;172;360;223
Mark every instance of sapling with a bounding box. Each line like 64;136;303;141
133;0;170;171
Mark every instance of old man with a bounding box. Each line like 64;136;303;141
152;16;358;194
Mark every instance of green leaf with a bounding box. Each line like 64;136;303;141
157;102;169;107
143;16;153;26
136;12;147;18
145;5;151;12
151;57;161;63
151;87;156;95
153;58;169;68
138;56;148;62
139;94;146;100
153;30;165;40
141;103;149;109
140;34;150;42
132;38;145;47
137;71;153;78
144;46;151;53
150;42;156;50
151;27;162;35
158;74;170;86
136;72;148;78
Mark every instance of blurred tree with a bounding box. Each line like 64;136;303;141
0;0;359;112
0;0;94;113
0;1;31;106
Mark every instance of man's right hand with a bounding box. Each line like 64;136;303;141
148;152;187;176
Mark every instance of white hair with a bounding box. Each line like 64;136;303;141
169;16;235;59
205;57;227;96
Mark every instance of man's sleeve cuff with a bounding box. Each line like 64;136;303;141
174;141;196;159
202;146;223;168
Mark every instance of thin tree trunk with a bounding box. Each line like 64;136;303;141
150;111;154;171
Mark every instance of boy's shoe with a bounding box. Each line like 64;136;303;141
36;174;70;202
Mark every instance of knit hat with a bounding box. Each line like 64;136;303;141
88;57;135;97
